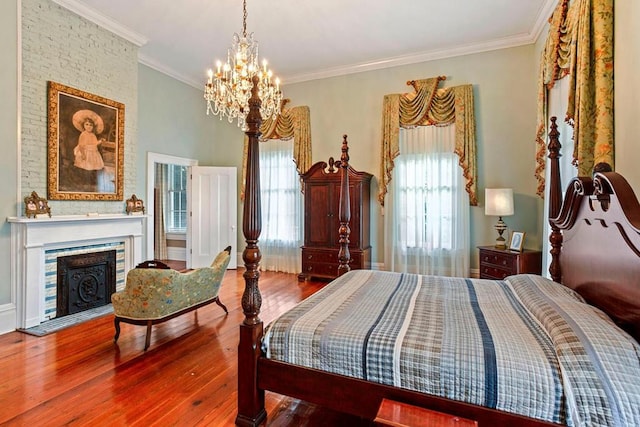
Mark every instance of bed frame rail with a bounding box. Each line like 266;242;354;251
258;358;557;426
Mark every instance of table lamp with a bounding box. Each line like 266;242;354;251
485;188;514;248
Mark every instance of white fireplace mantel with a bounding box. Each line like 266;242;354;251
8;214;145;329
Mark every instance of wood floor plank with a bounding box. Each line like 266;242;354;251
0;269;372;426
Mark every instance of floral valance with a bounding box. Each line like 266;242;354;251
240;101;312;201
379;77;478;206
535;0;614;197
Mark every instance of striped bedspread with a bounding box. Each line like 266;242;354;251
263;270;640;426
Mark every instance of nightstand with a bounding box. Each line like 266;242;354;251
478;246;542;279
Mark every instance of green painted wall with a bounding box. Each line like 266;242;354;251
0;0;18;316
137;64;220;193
615;1;640;189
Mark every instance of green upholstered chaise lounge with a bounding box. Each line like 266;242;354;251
111;246;231;350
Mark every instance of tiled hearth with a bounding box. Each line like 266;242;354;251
45;242;125;319
8;214;145;329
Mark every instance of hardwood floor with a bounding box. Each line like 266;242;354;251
0;269;373;426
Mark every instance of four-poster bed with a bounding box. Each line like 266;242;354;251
235;76;640;427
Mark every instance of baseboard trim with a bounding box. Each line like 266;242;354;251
167;247;186;261
0;303;17;335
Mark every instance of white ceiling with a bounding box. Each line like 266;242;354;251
52;0;556;89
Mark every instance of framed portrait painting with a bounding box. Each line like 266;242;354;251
47;81;125;200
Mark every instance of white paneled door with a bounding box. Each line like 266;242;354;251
187;166;237;269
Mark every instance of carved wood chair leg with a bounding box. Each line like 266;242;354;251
214;296;228;314
113;317;121;343
144;321;153;351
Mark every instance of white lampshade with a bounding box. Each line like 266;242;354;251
485;188;514;217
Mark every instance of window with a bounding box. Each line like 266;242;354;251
166;164;187;232
386;125;469;277
259;138;303;273
397;150;458;250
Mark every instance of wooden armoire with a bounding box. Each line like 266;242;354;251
298;158;373;281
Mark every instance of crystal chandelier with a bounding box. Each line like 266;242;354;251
204;0;282;131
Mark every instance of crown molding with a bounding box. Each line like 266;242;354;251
283;32;536;85
138;54;203;90
531;0;557;43
50;0;148;47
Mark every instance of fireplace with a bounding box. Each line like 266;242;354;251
8;214;145;329
56;250;117;317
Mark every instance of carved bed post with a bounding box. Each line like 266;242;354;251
547;117;563;283
337;135;351;276
236;75;266;426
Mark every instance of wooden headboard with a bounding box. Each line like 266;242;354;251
547;117;640;342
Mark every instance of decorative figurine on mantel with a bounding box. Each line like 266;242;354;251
125;194;145;215
24;191;51;218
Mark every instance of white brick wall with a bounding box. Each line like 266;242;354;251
21;0;138;214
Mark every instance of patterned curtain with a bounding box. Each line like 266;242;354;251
240;101;312;201
534;0;614;197
154;163;168;260
379;77;478;206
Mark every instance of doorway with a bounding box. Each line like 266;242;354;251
146;152;197;264
146;153;238;270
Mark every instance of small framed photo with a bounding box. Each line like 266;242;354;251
125;194;145;215
509;231;525;252
24;191;51;218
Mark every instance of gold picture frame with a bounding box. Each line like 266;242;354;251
24;191;51;218
47;81;125;200
509;231;525;252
